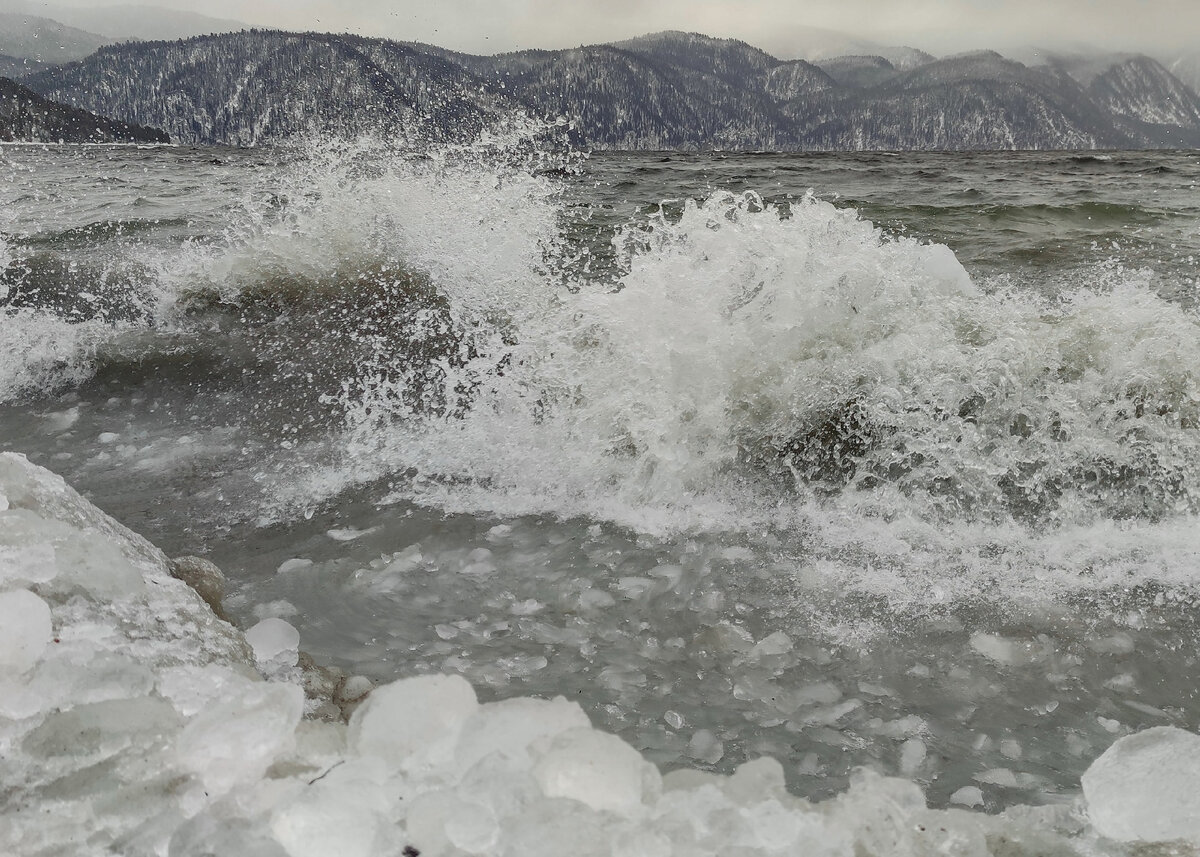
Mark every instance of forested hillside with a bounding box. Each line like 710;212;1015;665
22;29;1200;149
0;76;168;142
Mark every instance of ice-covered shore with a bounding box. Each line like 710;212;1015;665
1;451;1197;857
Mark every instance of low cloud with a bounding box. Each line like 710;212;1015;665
40;0;1200;58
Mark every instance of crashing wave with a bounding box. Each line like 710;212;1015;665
4;137;1200;534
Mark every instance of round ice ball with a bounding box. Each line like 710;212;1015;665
1082;726;1200;842
0;588;53;675
244;617;300;663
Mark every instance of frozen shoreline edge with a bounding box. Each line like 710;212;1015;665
1;450;1196;856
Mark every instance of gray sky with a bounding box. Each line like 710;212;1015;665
41;0;1200;58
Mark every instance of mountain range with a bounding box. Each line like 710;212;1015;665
0;11;109;64
0;75;167;142
7;24;1200;150
0;3;246;44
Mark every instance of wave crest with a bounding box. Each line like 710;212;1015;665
302;183;1200;530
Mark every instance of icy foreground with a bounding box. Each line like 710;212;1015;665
1;452;1198;857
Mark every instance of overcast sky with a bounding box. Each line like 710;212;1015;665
41;0;1200;58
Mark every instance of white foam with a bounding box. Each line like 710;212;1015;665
258;171;1200;578
0;309;114;403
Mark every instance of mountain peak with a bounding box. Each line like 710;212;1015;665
17;28;1200;151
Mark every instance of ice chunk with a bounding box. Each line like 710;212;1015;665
577;589;615;610
327;526;376;542
1082;726;1200;842
750;630;794;658
446;806;501;855
485;524;512;542
686;728;725;764
899;738;926;775
0;588;52;674
975;768;1018;787
403;790;459;854
175;679;304;795
693;622;754;654
406;790;501;856
0;676;45;719
0;512;59;586
276;557;313;574
461;547;497;577
245;617;301;664
725;757;787;804
348;674;478;773
51;525;145;599
158;664;249;717
456;696;590;773
950;786;984;807
254;599;299;620
647;564;683;590
533;727;659;816
616;576;654;598
23;696;180;760
270;778;391;857
337;675;375;705
1088;632;1135;655
381;544;423;574
970;632;1018;665
43;406;80;432
792;682;842;706
740;798;811;850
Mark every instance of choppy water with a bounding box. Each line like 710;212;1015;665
4;139;1200;810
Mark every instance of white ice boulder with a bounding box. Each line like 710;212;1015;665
54;524;146;598
455;695;591;773
175;677;304;796
271;776;392;857
406;790;500;856
245;617;301;664
0;588;52;674
0;511;58;587
348;673;478;773
1082;726;1200;842
532;727;660;817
